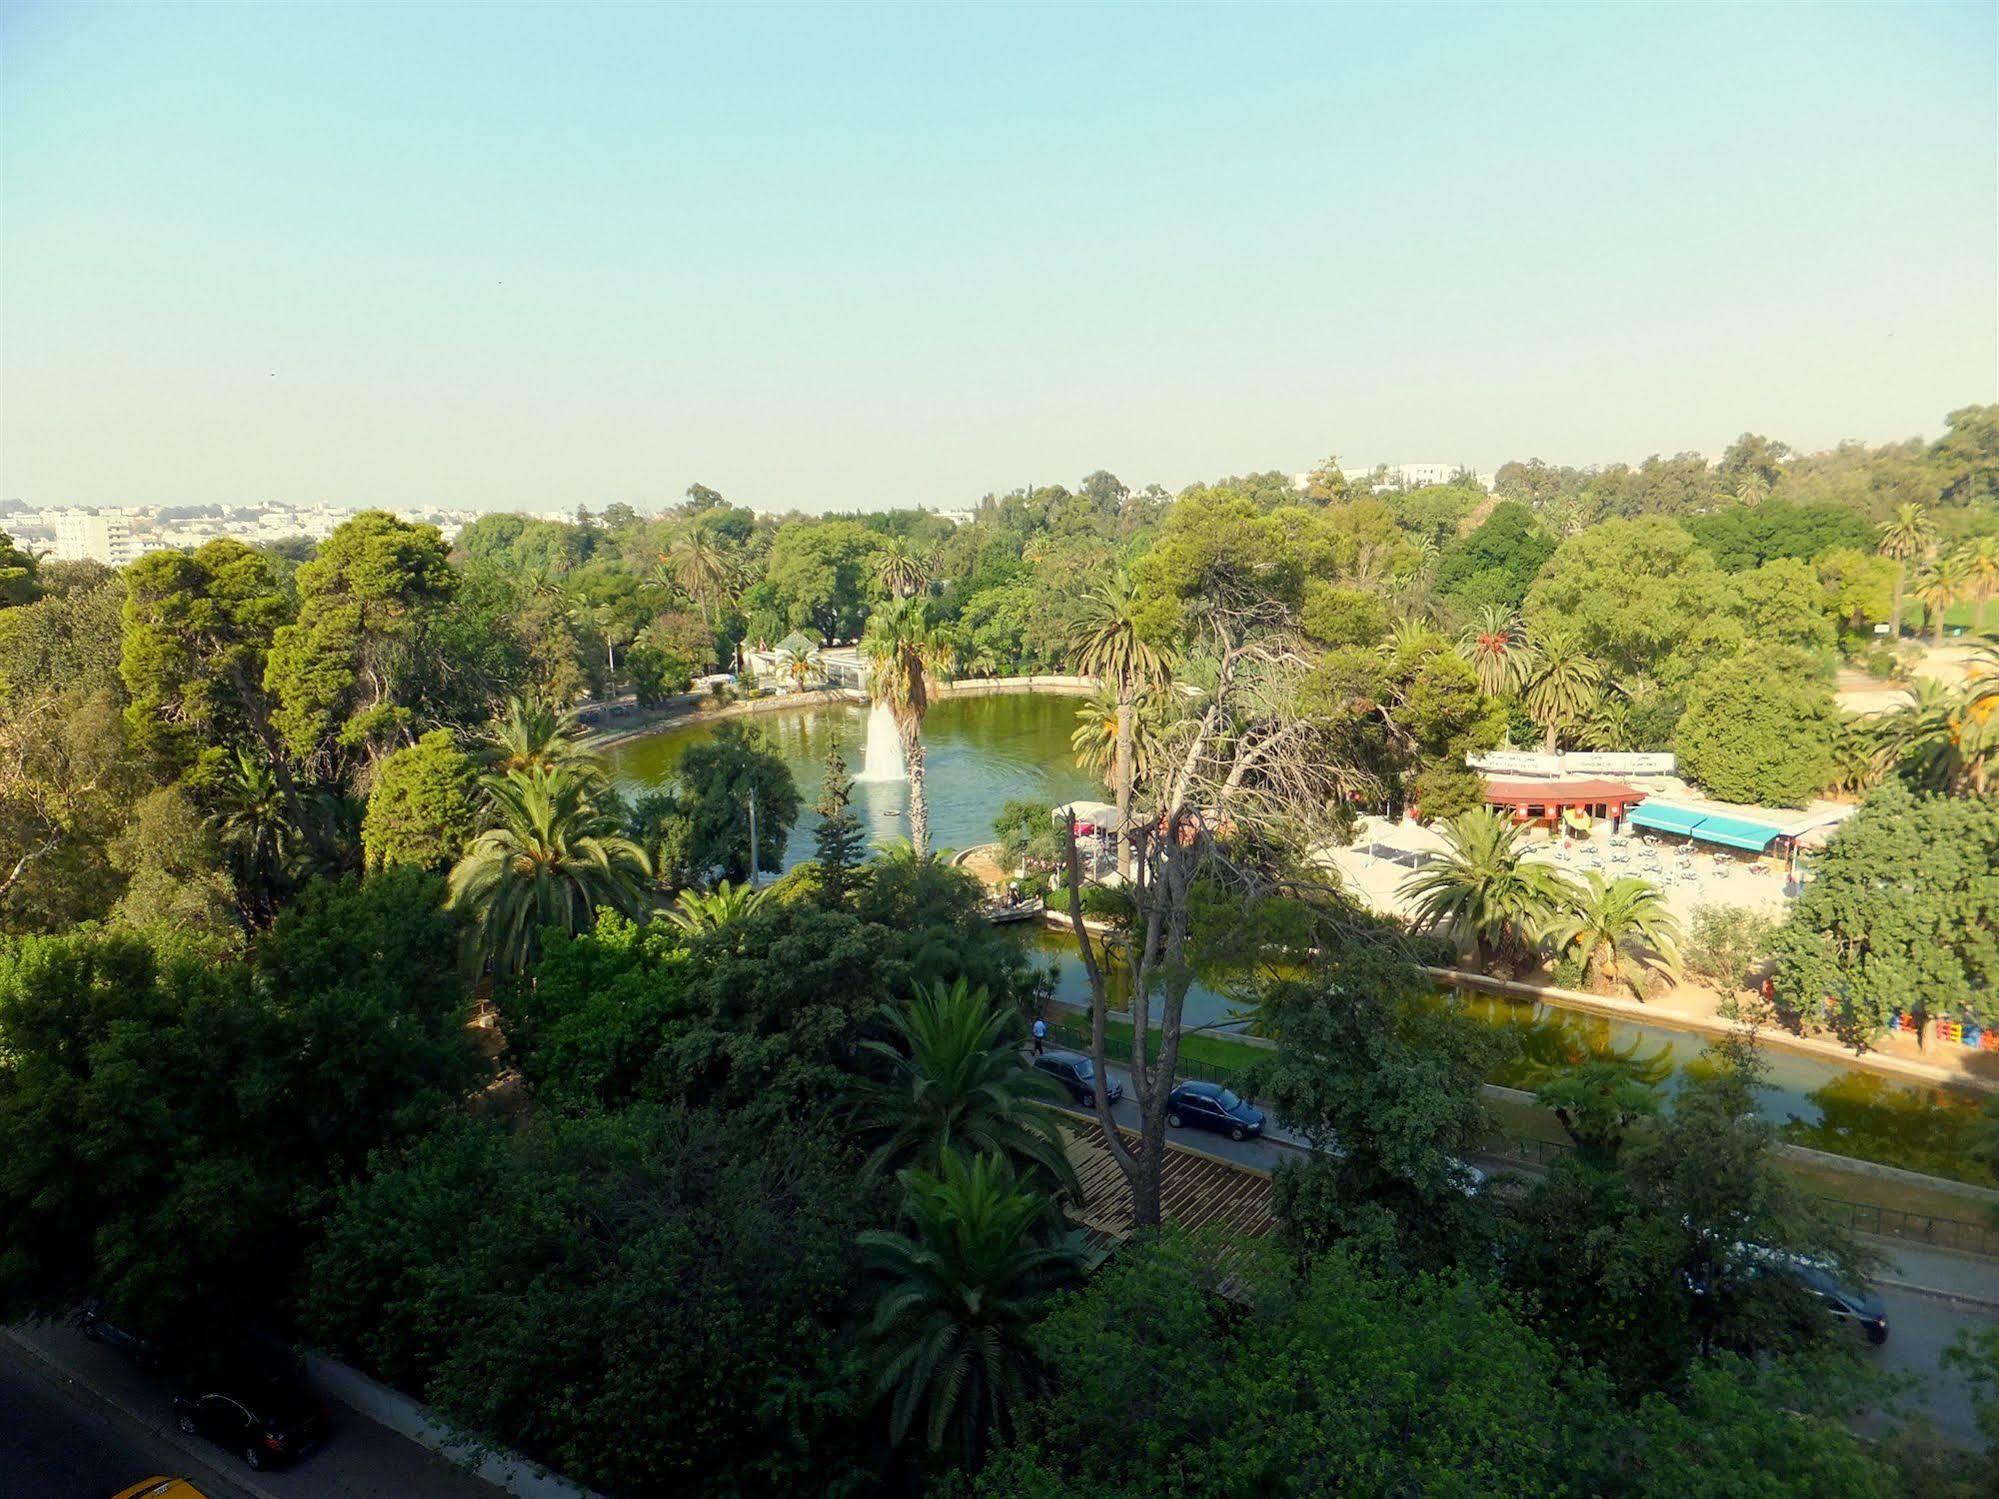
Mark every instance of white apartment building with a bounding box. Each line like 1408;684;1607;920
51;510;138;566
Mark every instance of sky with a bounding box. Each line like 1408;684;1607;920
2;2;1995;515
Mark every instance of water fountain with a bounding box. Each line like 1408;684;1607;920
854;699;907;782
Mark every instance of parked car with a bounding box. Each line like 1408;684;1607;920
1781;1257;1890;1344
111;1482;212;1499
1033;1050;1123;1108
77;1299;162;1372
1165;1081;1265;1141
172;1373;332;1471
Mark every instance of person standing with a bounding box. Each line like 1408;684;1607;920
1030;1015;1047;1056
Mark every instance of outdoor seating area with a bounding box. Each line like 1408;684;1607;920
1525;828;1794;901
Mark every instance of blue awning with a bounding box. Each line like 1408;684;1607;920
1685;814;1782;852
1628;803;1706;835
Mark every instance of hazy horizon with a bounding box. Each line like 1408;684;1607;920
3;1;1994;515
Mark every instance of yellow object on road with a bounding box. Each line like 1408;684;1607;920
111;1479;211;1499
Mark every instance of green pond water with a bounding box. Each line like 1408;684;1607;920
605;694;1992;1185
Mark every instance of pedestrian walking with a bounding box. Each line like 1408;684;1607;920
1031;1015;1047;1056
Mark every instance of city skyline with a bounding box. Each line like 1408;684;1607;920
3;2;1994;514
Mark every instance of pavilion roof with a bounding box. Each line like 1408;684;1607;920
1481;778;1644;807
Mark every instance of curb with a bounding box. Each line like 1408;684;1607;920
1872;1278;1999;1313
2;1328;279;1499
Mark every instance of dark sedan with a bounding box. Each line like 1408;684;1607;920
1789;1259;1889;1344
1033;1050;1123;1108
173;1373;332;1471
1166;1081;1265;1141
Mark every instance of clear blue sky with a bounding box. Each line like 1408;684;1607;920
2;1;1994;513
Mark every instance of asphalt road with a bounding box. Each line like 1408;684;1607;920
1;1335;256;1499
1058;1072;1999;1447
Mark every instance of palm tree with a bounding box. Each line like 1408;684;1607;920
852;979;1078;1196
1877;501;1938;639
1582;690;1633;751
209;746;306;921
1520;626;1604;753
859;1151;1089;1464
1455;605;1528;696
663;878;766;935
873;539;930;600
1732;474;1770;507
862;597;954;858
1069;686;1165;786
1548;872;1682;999
1870;678;1958;790
479;697;596;778
1399;806;1566;970
1068;571;1174;880
1955;536;1999;634
447;764;650;975
776;643;822;691
1825;716;1889;797
664;531;738;625
1914;553;1971;647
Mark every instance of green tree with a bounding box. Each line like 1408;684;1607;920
1877;501;1939;639
120;539;291;765
207;745;311;923
860;1150;1088;1465
1525;516;1731;679
852;978;1076;1194
447;764;650;976
265;511;457;773
0;530;40;607
812;740;867;905
1548;871;1683;997
1251;948;1504;1271
1433;500;1555;612
863;597;953;857
1770;780;1999;1045
1674;649;1837;805
362;729;478;872
308;1109;875;1499
1399;806;1564;969
0;875;473;1340
667;723;801;884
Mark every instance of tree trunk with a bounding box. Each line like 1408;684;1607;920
1542;717;1558;755
1889;566;1905;638
903;722;928;857
1934;606;1946;647
1113;694;1135;881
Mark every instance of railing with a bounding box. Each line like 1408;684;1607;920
1810;1196;1998;1258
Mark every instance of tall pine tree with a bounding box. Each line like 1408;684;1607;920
812;741;866;905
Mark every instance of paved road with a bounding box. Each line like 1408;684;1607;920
2;1335;257;1499
1058;1076;1999;1447
5;1323;505;1499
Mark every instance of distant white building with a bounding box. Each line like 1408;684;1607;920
1301;463;1495;493
50;510;138;566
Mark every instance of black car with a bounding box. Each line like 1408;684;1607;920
77;1299;162;1372
1033;1050;1123;1108
173;1373;332;1471
1166;1081;1265;1141
1788;1259;1890;1345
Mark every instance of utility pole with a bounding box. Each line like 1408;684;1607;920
747;782;760;888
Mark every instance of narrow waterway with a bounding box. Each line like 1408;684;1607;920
605;693;1992;1185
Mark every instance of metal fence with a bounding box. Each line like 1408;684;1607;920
1044;1026;1999;1260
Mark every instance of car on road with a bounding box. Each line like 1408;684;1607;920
1165;1081;1265;1141
78;1299;163;1372
112;1481;212;1499
1784;1257;1890;1344
172;1372;332;1471
1033;1050;1123;1108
